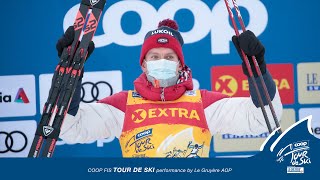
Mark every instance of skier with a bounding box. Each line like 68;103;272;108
58;19;283;157
186;141;204;158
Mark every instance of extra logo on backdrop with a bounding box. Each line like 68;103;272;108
0;120;37;157
0;75;36;118
211;64;294;104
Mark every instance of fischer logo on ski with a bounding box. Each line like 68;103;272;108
90;0;100;6
43;126;54;136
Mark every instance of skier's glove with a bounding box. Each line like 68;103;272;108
56;26;95;60
232;30;266;77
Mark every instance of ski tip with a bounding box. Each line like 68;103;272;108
82;0;106;10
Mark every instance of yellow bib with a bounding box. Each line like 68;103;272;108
119;90;212;158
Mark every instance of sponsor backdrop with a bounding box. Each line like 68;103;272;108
0;0;319;157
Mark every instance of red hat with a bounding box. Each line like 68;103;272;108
140;19;185;66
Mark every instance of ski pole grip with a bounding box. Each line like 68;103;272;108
82;0;106;10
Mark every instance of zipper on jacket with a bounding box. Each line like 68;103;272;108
160;88;165;102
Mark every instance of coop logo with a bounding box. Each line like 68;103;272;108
64;0;268;54
276;140;311;173
136;129;153;140
132;108;200;123
306;73;320;91
211;64;294;104
0;88;30;104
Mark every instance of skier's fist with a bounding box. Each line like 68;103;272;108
232;30;266;77
56;26;95;60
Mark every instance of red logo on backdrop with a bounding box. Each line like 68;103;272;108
14;88;30;103
211;64;294;105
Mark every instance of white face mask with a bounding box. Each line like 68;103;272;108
145;59;179;88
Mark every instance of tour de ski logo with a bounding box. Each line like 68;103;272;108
276;140;311;173
125;128;155;155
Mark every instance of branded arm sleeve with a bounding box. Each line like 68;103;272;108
204;70;283;135
59;92;127;144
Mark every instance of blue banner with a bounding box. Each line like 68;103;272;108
0;0;319;162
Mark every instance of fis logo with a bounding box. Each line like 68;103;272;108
132;91;142;98
287;166;304;174
0;88;30;104
211;64;294;104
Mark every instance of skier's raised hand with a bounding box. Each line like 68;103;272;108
232;30;266;77
56;26;95;60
